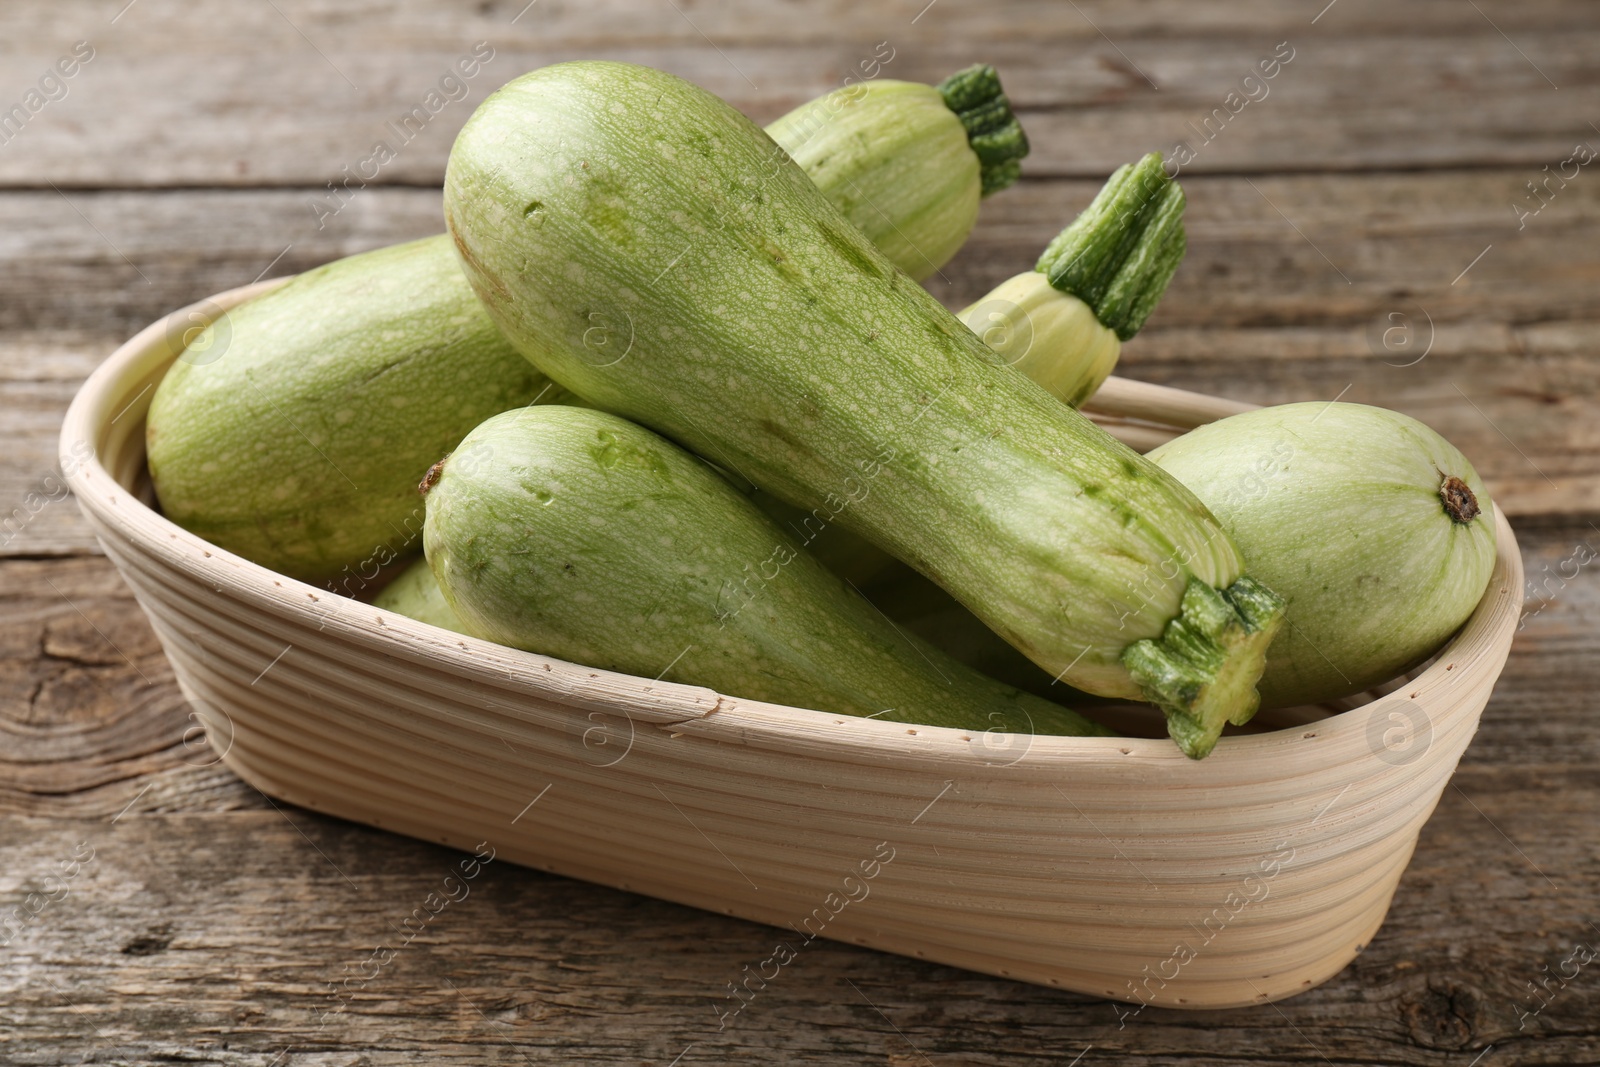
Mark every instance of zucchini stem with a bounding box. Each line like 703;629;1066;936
1439;473;1481;524
1121;576;1287;759
1035;152;1187;340
937;64;1030;197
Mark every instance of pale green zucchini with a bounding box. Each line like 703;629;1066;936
146;237;549;582
444;61;1284;758
373;553;468;632
149;65;1025;584
377;484;895;635
384;151;1180;629
425;406;1110;737
770;66;1027;281
959;152;1185;406
1149;402;1498;708
869;564;1071;702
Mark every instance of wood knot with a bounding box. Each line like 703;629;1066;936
122;927;172;956
1439;474;1480;524
1400;978;1483;1049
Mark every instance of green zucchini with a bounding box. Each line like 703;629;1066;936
377;483;896;634
769;65;1027;281
444;60;1284;758
373;551;469;632
378;468;894;628
869;564;1073;702
384;151;1182;629
149;65;1026;583
958;153;1185;406
378;152;1184;630
146;237;549;582
1148;402;1498;708
424;405;1110;737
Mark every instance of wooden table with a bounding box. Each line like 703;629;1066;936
4;1;1597;1062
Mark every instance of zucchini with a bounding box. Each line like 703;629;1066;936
383;151;1180;628
373;551;468;632
1148;402;1498;708
146;237;549;582
770;65;1027;281
149;65;1026;583
424;405;1110;738
378;487;896;634
444;61;1285;758
870;564;1072;702
376;456;895;633
958;153;1185;406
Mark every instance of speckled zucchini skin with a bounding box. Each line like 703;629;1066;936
146;237;548;581
424;405;1109;736
443;61;1258;704
1150;402;1498;708
769;80;978;282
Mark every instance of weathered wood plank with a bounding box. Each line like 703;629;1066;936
0;522;1594;1063
0;555;265;815
0;331;125;556
1;0;1597;187
7;173;1595;339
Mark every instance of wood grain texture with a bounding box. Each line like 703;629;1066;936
2;0;1599;186
3;0;1599;1060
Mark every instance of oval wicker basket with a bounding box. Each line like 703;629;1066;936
63;281;1522;1010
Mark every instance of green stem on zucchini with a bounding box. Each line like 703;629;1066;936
936;64;1030;196
1121;576;1287;759
1036;152;1187;341
958;152;1186;406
